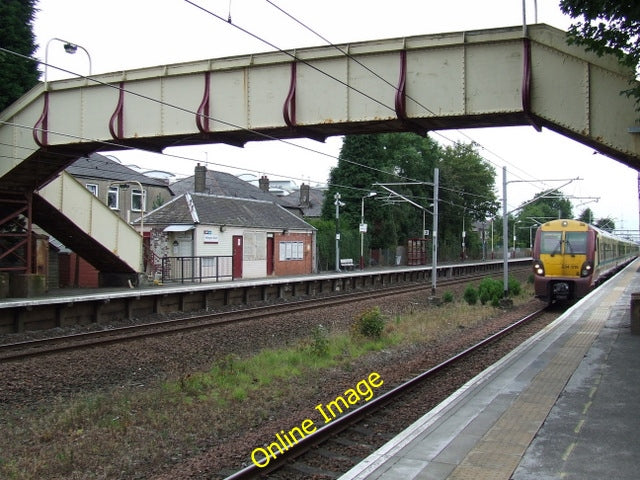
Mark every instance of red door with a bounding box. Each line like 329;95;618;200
232;235;243;279
266;236;274;275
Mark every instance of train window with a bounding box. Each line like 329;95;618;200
565;232;587;254
540;231;562;254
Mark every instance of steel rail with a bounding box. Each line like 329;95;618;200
223;306;547;479
0;270;523;361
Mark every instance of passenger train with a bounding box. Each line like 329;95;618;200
532;219;638;302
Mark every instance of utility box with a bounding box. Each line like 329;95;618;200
631;292;640;335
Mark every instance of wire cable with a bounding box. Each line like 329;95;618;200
262;0;548;188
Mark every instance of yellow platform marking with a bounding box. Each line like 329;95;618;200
447;285;624;480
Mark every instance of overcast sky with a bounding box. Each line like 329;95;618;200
32;0;640;232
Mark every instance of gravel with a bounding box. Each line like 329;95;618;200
0;274;546;479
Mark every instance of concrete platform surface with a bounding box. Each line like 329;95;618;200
339;259;640;480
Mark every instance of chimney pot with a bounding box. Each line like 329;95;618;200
259;175;270;192
195;163;207;193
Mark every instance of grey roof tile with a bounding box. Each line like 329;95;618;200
141;193;315;231
66;153;169;187
171;170;276;201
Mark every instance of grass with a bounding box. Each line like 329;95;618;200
164;325;401;406
0;281;533;479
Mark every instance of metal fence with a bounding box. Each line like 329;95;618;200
160;256;233;283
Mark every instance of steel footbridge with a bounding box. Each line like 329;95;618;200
0;24;638;290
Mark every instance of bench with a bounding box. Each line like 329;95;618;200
340;258;355;270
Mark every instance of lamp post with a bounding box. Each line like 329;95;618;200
360;192;377;269
44;37;92;88
461;207;466;261
334;192;345;272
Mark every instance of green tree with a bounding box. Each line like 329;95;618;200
578;207;595;224
438;142;499;258
322;133;498;263
595;217;616;232
0;0;40;112
321;134;394;267
307;218;336;271
560;0;640;110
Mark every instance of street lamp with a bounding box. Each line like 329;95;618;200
334;192;345;272
360;192;377;269
44;37;92;88
461;207;466;261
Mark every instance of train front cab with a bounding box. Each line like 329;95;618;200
533;220;594;302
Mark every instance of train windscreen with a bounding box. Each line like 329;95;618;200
540;231;562;254
540;231;587;255
564;232;587;254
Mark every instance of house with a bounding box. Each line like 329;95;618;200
67;153;174;223
172;164;307;218
279;183;327;219
237;173;298;197
170;164;279;200
140;192;317;280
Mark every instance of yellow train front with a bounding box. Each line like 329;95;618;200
532;219;638;302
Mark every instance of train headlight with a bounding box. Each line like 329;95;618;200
580;261;593;277
533;260;545;276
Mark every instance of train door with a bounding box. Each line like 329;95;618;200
232;235;243;279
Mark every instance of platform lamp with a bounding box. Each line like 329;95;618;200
44;37;92;88
360;192;377;269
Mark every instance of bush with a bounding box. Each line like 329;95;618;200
463;285;478;305
443;291;454;303
310;325;330;357
354;306;385;339
508;276;522;296
478;277;503;306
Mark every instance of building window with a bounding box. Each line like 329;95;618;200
131;189;146;212
85;184;98;196
279;241;303;260
107;186;119;210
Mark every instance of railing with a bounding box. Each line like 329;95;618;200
160;256;233;283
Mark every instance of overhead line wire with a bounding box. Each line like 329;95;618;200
7;10;529;211
3;38;511;210
263;0;563;194
183;0;397;114
260;0;555;200
0;46;408;185
181;0;509;204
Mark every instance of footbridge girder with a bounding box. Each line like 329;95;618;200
2;24;638;174
0;23;638;285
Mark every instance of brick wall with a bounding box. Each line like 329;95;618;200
273;232;313;276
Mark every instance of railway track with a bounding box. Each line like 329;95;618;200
0;268;530;362
222;305;558;479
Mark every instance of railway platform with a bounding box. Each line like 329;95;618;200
0;258;531;334
339;258;640;480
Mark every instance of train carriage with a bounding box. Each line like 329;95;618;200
532;219;638;302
